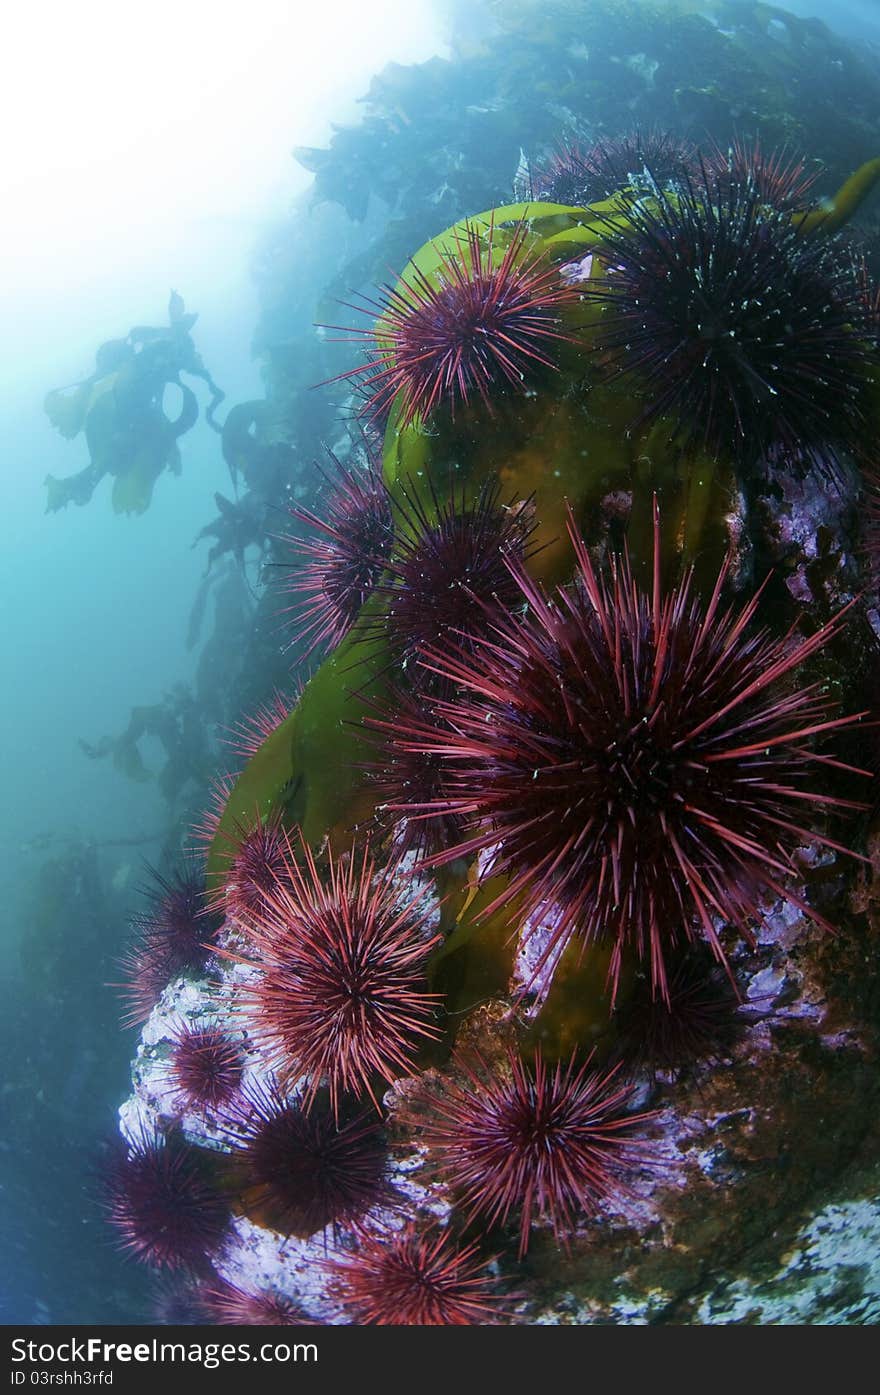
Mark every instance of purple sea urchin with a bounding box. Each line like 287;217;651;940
222;1080;387;1238
580;127;698;201
586;170;872;470
533;129;696;206
362;688;469;860
278;452;394;658
529;140;593;205
103;1127;229;1271
611;947;746;1078
371;477;539;680
116;864;222;1027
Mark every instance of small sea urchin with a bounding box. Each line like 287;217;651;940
278;452;394;659
579;127;698;201
201;1277;314;1325
407;504;867;1001
587;170;871;469
327;217;579;426
611;947;746;1078
210;806;289;925
532;128;696;206
428;1049;652;1256
529;140;593;205
362;689;469;860
326;1224;499;1325
117;865;222;1027
224;690;292;761
226;831;441;1112
103;1127;229;1271
167;1023;245;1112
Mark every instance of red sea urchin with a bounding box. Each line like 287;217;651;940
167;1023;245;1111
224;690;292;761
209;806;289;925
201;1277;315;1325
707;135;822;211
362;688;470;860
327;217;580;427
408;504;868;1002
117;864;222;1027
326;1224;499;1325
370;477;540;680
225;831;442;1112
277;452;394;659
103;1126;230;1271
428;1049;653;1256
222;1079;387;1237
586;169;872;471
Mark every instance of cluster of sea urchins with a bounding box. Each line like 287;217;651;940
531;126;699;204
108;133;878;1323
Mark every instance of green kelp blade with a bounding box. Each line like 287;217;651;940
205;602;392;889
794;157;880;234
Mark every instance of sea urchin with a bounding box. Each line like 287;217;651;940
327;217;580;426
167;1023;245;1112
407;503;867;1001
103;1126;230;1271
586;169;871;470
326;1224;499;1325
428;1049;652;1256
225;831;442;1112
278;452;394;659
221;1080;387;1238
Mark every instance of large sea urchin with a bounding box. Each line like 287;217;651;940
586;170;871;470
407;504;867;1001
225;832;441;1111
327;217;579;426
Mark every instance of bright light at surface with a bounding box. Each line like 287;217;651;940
1;0;446;366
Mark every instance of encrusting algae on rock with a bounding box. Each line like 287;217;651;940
108;142;880;1323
